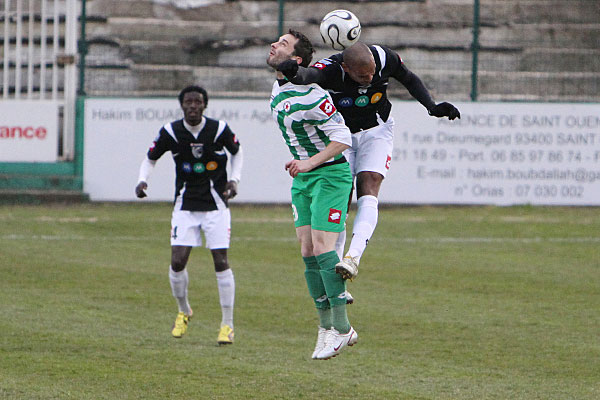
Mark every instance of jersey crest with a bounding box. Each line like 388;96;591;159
190;143;204;158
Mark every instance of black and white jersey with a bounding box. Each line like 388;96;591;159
147;117;240;211
311;45;408;133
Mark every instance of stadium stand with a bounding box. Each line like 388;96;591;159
82;0;600;101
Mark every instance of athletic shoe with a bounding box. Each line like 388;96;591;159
335;256;359;280
217;324;234;345
171;311;191;338
345;290;354;305
315;326;358;360
311;326;329;359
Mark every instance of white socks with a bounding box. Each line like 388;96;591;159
335;225;347;261
169;266;235;328
169;266;192;315
347;195;379;260
216;269;235;328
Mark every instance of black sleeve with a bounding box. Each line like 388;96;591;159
147;128;172;161
395;63;436;111
289;66;327;86
218;124;241;155
382;48;436;111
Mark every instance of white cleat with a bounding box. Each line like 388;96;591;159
311;326;329;359
315;326;358;360
336;256;359;280
344;290;354;305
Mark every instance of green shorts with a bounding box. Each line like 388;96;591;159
291;162;353;232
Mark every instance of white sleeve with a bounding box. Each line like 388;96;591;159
310;92;352;147
228;145;243;183
137;157;156;183
321;115;352;147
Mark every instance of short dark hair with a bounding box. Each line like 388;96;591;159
288;29;314;67
178;85;208;106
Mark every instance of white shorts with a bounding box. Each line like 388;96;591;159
345;117;395;178
170;208;231;249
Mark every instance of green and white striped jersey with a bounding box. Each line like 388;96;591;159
270;80;351;161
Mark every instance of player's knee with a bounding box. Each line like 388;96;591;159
357;173;383;197
299;243;315;258
171;258;187;272
213;260;229;272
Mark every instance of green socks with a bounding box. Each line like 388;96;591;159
316;251;346;306
316;251;350;333
304;256;332;328
331;304;350;334
304;252;351;333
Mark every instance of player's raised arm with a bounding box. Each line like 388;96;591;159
278;59;326;85
393;57;461;120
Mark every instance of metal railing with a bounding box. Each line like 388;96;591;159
1;0;78;160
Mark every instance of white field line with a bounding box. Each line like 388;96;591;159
1;215;594;225
2;234;600;244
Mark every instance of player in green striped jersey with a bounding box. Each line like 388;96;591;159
267;29;358;359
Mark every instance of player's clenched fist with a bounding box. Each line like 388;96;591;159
135;181;148;198
277;59;299;81
428;102;461;120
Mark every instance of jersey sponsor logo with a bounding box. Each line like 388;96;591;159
190;143;204;158
193;163;205;173
206;161;218;171
358;87;369;94
328;208;342;223
319;99;336;116
283;101;291;113
355;96;369;107
386;154;391;170
338;97;353;108
182;162;192;173
371;92;383;103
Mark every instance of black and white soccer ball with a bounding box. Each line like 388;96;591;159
319;9;361;51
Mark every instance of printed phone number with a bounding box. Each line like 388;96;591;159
513;184;585;198
394;149;600;163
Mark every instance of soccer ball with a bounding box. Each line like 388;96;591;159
319;9;361;51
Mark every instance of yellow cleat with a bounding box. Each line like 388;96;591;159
217;324;234;345
171;311;192;338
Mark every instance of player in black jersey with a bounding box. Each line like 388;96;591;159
278;42;460;279
135;85;243;344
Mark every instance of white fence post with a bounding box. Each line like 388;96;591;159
1;0;78;161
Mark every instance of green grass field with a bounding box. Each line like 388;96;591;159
1;203;599;399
